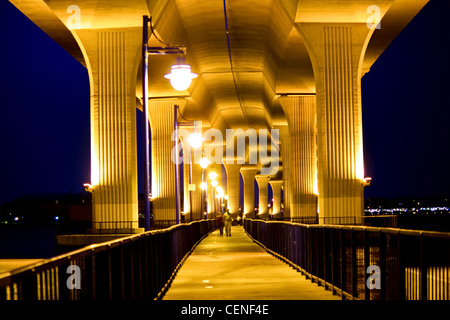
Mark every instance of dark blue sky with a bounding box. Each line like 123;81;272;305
361;0;450;198
0;0;449;205
0;0;90;204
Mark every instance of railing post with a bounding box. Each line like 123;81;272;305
144;236;150;299
315;228;319;280
364;229;370;300
397;231;405;300
330;228;335;294
351;229;357;299
308;226;313;279
340;227;345;299
137;238;144;299
119;245;126;299
90;255;96;300
19;272;38;300
419;233;427;300
379;230;387;300
323;227;327;290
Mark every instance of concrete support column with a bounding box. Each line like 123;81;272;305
240;166;258;218
296;23;371;224
191;158;203;220
182;146;191;221
206;162;222;218
269;180;283;219
206;165;214;218
181;138;203;221
223;162;242;216
149;99;186;224
255;175;271;219
75;29;141;233
280;96;318;221
277;125;290;219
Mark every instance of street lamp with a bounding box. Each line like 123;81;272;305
199;157;210;219
209;171;218;181
174;115;203;225
216;186;225;214
187;133;203;150
208;171;219;215
185;131;202;222
210;180;219;188
142;15;197;230
164;57;198;91
199;157;210;169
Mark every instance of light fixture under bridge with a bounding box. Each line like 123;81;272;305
164;57;198;91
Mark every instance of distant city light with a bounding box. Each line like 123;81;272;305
365;206;449;215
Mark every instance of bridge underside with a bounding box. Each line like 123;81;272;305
9;0;429;231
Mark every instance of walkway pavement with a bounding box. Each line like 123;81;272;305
163;226;340;300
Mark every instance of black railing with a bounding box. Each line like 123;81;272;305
265;215;399;227
56;219;210;235
0;219;216;300
244;218;450;300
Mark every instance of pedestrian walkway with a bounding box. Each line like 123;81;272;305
163;226;340;300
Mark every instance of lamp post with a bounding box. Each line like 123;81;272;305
216;186;225;214
200;181;207;219
174;115;203;224
142;16;151;231
142;15;197;230
199;157;210;219
209;172;219;216
187;128;202;221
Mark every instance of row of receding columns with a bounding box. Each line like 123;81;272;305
239;166;283;220
173;157;287;221
178;160;285;221
80;21;370;231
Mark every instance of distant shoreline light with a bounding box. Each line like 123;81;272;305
365;207;450;214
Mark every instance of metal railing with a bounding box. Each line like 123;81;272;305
265;215;399;227
244;218;450;300
0;220;216;300
56;219;211;235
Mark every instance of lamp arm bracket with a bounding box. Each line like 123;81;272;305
147;16;187;55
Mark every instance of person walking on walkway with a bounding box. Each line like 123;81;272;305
216;213;224;236
223;209;233;237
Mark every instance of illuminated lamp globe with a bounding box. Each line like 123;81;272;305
199;157;210;169
164;57;198;91
209;171;218;181
200;182;207;190
211;180;219;188
187;133;203;149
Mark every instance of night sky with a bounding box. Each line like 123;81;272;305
0;0;449;206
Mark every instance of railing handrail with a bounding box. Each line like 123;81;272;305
0;219;215;288
244;218;450;300
249;218;450;238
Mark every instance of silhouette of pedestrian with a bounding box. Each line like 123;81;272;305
223;209;232;236
216;213;224;236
